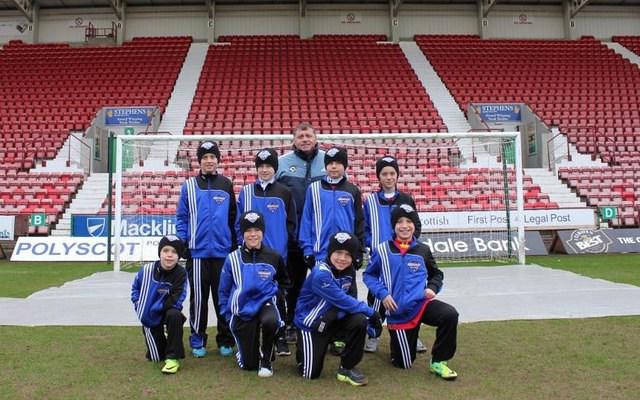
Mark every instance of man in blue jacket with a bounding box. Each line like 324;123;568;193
131;235;188;374
176;141;237;358
219;211;291;378
364;204;459;380
237;147;297;356
294;232;381;386
276;123;326;343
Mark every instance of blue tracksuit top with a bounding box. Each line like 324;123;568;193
364;239;444;324
176;173;236;259
235;181;297;263
276;147;326;222
218;245;287;323
363;190;420;250
298;177;364;261
294;262;373;332
131;261;187;328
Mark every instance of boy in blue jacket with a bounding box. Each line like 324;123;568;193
364;205;459;380
294;232;381;386
298;146;365;269
131;235;188;374
236;148;297;356
363;155;426;354
219;211;291;378
176;141;237;357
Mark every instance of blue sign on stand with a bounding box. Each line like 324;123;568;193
105;108;155;126
476;104;521;122
72;215;176;237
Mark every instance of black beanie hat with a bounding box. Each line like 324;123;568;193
255;148;279;171
239;211;265;235
158;235;185;258
197;141;221;163
324;146;348;169
376;155;400;179
391;204;420;231
327;231;360;260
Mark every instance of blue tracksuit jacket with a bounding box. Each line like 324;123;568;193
235;181;297;262
363;239;443;324
298;177;364;261
363;190;420;250
131;261;187;328
176;173;237;259
218;245;289;323
294;262;373;332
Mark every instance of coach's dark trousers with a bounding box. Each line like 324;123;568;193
186;257;234;349
389;299;458;369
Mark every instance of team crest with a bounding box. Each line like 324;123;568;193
337;196;351;206
244;212;260;223
257;150;271;160
201;142;214;150
341;280;352;291
258;269;271;281
334;232;352;243
399;204;415;213
213;195;225;204
327;147;339;157
266;202;280;213
407;261;422;272
289;165;297;173
382;156;395;163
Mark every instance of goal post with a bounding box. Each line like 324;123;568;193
113;132;525;271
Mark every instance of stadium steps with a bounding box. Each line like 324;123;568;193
142;42;210;170
604;42;640;68
399;41;497;167
51;173;110;237
524;168;586;208
31;132;87;173
551;132;608;169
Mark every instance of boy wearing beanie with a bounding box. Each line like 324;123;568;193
364;205;460;380
176;141;237;358
363;155;425;353
131;235;188;374
294;232;382;386
236;147;297;356
298;146;365;269
219;211;291;378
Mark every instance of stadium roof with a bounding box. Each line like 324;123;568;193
1;0;639;11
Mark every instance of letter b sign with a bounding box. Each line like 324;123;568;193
30;213;47;227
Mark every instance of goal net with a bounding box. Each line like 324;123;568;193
111;132;525;271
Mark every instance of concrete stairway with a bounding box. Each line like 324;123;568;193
524;168;586;208
51;173;110;236
143;42;209;170
605;42;640;68
399;41;498;167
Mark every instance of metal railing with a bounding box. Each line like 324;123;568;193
67;133;93;175
546;131;571;172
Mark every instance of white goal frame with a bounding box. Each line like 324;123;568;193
113;132;525;271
